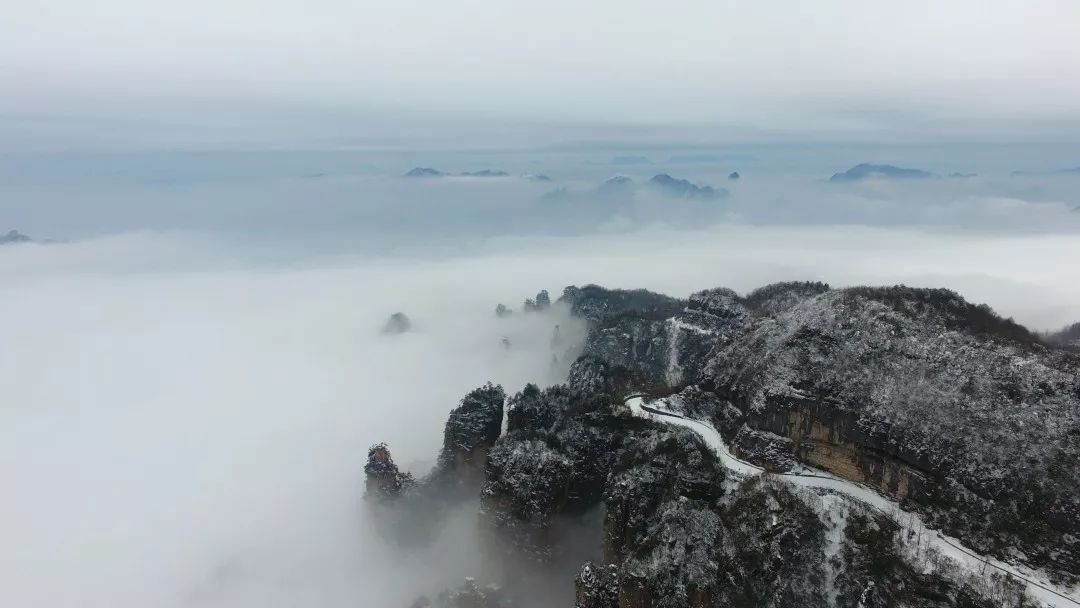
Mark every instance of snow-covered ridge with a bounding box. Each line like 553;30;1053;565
626;395;1080;608
567;281;1080;581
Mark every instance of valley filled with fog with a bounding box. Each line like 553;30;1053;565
2;177;1080;606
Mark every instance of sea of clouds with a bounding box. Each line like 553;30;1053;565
2;222;1079;607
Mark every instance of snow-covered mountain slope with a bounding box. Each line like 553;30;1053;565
565;282;1080;583
628;395;1080;608
367;281;1080;608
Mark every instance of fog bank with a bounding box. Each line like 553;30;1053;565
2;224;1078;607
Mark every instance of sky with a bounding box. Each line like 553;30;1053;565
4;1;1080;149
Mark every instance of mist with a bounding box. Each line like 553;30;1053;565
0;234;586;607
5;1;1080;147
3;144;1080;247
1;221;1078;607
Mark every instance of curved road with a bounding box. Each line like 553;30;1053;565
626;396;1080;608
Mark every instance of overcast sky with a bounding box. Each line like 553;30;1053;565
3;1;1080;148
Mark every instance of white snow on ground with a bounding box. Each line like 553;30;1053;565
664;319;684;387
667;318;720;336
627;396;761;477
811;492;850;607
625;396;1080;608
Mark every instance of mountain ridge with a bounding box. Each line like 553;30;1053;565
368;281;1079;607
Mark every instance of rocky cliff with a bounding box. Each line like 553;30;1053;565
564;282;1080;582
366;282;1077;607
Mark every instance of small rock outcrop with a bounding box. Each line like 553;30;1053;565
382;312;412;334
363;443;413;503
522;290;551;313
728;171;740;180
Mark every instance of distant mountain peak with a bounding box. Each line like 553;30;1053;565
404;167;445;178
829;163;934;182
1;229;32;244
647;173;726;199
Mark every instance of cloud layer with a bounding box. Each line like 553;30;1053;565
3;1;1080;146
2;225;1079;607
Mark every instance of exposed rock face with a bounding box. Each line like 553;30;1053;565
435;383;505;494
562;285;746;392
558;285;688;394
599;427;728;606
383;312;413;334
369;384;505;498
713;287;1080;576
364;443;414;502
482;384;618;564
363;384;504;546
478;380;738;605
471;375;999;607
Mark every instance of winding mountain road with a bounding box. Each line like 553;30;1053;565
625;396;1080;608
